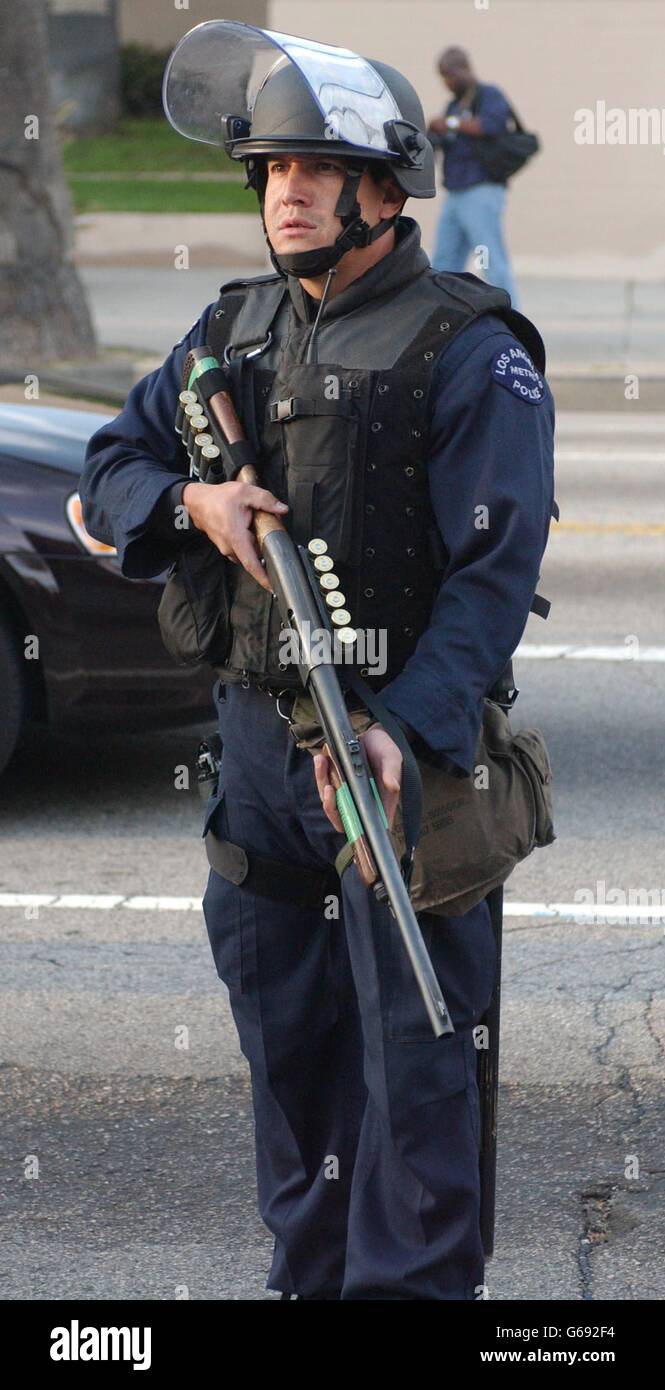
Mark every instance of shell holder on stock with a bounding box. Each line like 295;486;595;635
179;349;258;484
157;347;248;669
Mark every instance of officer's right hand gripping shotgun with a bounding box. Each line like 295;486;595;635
177;346;454;1040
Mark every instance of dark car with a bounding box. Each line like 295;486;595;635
0;403;214;775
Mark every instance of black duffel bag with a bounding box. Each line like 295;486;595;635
471;93;540;183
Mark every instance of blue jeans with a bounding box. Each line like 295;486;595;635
431;182;519;308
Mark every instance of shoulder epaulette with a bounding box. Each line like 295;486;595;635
216;271;284;298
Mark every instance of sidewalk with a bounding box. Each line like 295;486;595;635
4;213;664;411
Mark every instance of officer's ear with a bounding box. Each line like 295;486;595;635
380;174;407;217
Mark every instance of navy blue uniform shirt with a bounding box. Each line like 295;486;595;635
79;296;555;780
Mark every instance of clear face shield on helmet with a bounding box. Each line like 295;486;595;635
163;22;431;280
162;20;404;158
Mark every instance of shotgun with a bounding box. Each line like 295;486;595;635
177;345;454;1040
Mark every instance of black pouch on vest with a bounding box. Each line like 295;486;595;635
157;532;232;667
268;364;365;566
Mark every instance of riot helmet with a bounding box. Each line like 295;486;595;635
163;21;435;277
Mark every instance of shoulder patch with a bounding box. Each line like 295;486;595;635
491;344;545;404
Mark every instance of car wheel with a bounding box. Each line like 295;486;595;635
0;612;25;776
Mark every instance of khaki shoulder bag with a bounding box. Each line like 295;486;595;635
289;694;555;918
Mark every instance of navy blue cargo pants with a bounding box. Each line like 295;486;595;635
201;680;498;1300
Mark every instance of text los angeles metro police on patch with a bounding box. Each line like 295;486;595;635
491;344;545;404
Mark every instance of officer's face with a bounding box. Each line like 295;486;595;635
263;154;393;255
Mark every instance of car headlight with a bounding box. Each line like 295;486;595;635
66;492;117;556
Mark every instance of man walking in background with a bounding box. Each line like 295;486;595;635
429;46;520;306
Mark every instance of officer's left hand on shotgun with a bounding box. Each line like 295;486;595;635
313;724;403;833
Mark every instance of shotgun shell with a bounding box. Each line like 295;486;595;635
176;389;197;433
331;609;352;626
182;408;199;446
313;555;334;572
319;573;339;590
325;591;346;608
308;538;328;555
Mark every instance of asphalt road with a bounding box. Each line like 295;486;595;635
0;411;663;1300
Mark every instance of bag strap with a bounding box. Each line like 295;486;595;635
470;86;526;136
223;277;289;457
507;105;526;134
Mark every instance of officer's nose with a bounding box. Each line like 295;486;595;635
281;162;312;204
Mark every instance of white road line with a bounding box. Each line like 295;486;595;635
516;644;665;662
505;902;665;923
123;895;204;911
51;894;125;909
0;893;202;911
0;894;663;924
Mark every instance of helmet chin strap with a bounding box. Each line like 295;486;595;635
253;163;399;279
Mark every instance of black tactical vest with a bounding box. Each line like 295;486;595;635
202;266;552;692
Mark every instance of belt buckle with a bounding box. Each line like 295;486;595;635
269;397;295;423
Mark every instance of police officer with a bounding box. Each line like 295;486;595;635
79;23;556;1300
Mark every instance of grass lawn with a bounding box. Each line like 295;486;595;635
62;117;238;173
69;178;256;214
62;117;258;212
